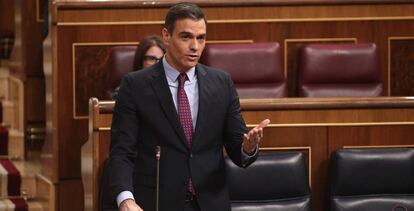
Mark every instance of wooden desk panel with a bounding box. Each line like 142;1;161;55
239;97;414;210
82;97;414;211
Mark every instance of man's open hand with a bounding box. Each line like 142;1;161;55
242;119;270;154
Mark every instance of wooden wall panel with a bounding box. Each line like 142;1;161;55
373;20;414;97
0;0;15;59
19;0;45;76
390;38;414;96
37;0;47;22
56;24;164;178
0;0;14;35
6;0;47;159
207;23;270;42
52;2;414;210
58;19;414;123
74;45;114;117
328;125;414;152
26;78;46;122
59;180;84;211
42;70;55;180
26;77;46;152
55;3;414;23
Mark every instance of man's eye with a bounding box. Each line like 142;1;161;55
181;35;191;40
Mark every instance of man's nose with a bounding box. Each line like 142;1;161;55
189;38;199;51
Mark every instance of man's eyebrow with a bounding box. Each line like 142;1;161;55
178;31;192;36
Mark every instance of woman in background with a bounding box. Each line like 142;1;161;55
111;35;166;99
133;35;166;71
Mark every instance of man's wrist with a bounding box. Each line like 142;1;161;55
242;143;257;156
117;191;135;207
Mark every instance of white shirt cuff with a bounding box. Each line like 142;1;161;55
116;191;135;207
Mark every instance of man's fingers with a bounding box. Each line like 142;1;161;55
246;119;269;142
247;128;255;138
255;119;270;129
259;128;263;138
243;119;269;153
243;133;249;142
119;199;143;211
250;128;262;144
250;119;270;138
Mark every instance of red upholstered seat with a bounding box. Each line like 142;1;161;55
298;43;383;97
0;197;28;210
105;46;137;98
202;42;287;98
8;198;28;210
0;101;8;156
0;159;21;196
0;105;26;210
0;127;8;156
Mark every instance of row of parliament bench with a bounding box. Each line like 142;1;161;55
105;42;383;99
82;97;414;211
99;147;414;211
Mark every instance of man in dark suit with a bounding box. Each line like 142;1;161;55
107;2;270;211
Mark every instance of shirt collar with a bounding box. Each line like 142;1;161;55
163;56;196;83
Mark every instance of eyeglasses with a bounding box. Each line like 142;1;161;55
143;55;162;62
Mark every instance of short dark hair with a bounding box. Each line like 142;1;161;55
164;2;207;34
133;35;166;70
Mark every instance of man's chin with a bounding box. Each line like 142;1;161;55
183;61;198;69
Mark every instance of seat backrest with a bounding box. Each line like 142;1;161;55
299;43;383;97
0;101;8;156
202;42;287;98
330;148;414;211
225;152;311;211
105;46;137;97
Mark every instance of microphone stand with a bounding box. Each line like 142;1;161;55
155;146;161;211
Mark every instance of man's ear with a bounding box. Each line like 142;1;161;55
162;28;170;44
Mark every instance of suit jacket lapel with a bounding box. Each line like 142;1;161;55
149;63;187;148
193;65;213;148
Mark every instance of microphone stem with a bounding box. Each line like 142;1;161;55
155;146;161;211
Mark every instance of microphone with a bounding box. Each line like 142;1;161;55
155;146;161;211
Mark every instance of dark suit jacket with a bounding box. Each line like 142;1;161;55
107;61;257;211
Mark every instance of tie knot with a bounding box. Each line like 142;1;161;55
178;73;188;86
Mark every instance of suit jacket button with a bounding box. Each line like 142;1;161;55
190;153;193;158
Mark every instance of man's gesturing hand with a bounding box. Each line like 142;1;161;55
242;119;271;154
119;199;143;211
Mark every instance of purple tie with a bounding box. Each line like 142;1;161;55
177;73;195;195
